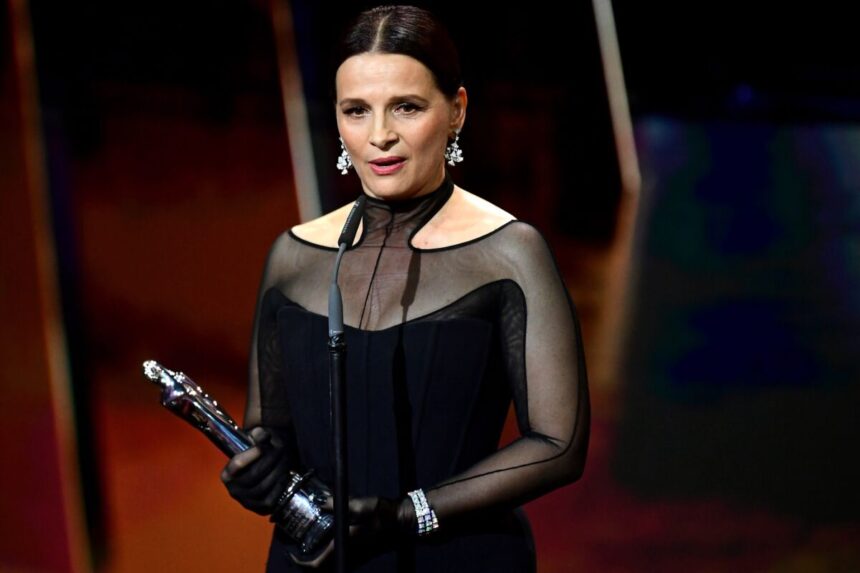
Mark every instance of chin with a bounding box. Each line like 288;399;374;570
363;179;417;200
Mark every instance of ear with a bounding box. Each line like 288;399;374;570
449;86;468;134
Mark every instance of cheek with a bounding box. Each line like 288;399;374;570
411;120;448;152
337;125;364;155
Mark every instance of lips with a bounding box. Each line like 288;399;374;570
369;156;407;175
370;156;405;166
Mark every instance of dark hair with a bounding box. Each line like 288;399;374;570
329;5;462;103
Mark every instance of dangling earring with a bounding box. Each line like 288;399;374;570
444;130;464;166
337;136;353;174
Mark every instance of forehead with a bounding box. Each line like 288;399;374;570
335;53;439;100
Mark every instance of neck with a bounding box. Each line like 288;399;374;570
361;170;453;212
361;167;449;201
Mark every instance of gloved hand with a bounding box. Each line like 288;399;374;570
288;494;416;568
347;495;415;541
221;426;293;515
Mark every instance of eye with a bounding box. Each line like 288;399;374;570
396;102;421;114
343;106;366;117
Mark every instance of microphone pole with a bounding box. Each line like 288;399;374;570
329;195;366;573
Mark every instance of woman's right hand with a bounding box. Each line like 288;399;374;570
221;426;293;516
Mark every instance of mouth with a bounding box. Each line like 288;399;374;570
369;157;406;166
369;157;407;175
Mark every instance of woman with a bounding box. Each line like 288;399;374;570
222;5;590;571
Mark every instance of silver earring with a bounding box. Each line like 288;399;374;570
337;136;353;174
444;130;463;166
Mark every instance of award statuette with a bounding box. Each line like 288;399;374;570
141;359;334;555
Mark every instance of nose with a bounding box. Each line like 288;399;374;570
369;114;397;149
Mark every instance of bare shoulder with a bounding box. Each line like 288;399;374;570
290;202;357;248
414;185;517;249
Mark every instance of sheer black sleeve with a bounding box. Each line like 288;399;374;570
423;222;590;519
243;230;292;430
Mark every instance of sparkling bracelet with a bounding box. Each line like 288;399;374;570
407;488;439;536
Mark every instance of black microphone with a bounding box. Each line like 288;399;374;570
338;195;366;247
327;194;366;573
329;196;366;335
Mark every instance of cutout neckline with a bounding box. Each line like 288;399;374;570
288;170;519;252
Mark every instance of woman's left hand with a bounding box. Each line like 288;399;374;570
288;495;415;568
346;496;414;540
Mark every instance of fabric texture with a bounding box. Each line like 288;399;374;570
245;170;589;571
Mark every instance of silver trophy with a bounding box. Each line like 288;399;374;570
142;359;333;554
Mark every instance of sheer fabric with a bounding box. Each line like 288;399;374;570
245;170;589;571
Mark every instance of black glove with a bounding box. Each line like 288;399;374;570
288;494;416;568
221;426;293;515
347;495;415;543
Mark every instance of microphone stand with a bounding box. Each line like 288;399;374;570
328;195;366;573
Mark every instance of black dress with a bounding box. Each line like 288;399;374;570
246;170;589;572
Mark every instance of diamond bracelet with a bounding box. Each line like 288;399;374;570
407;488;439;536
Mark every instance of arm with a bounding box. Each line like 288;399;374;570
424;221;590;521
243;230;290;429
222;231;301;515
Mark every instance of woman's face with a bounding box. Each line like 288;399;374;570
335;52;466;200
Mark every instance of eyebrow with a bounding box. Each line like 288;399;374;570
337;94;430;107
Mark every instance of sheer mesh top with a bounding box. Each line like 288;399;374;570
245;169;589;538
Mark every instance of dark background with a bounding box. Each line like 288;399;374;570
3;0;859;570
